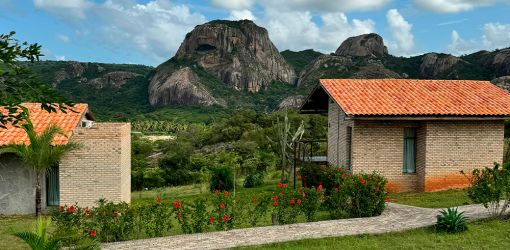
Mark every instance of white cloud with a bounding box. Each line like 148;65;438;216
257;9;375;53
33;0;94;20
437;18;468;26
447;30;478;55
209;0;393;12
481;23;510;49
95;0;206;63
56;34;70;44
41;48;66;61
210;0;254;10
413;0;510;13
226;10;257;20
385;9;415;56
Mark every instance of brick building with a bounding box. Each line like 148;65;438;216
300;79;510;192
0;104;130;215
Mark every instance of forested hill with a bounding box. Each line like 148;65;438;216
19;21;510;123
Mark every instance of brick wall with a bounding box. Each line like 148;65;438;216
59;123;131;207
327;101;505;192
423;121;503;191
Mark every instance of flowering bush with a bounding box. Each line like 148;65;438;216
244;192;272;227
271;183;303;225
89;199;136;242
461;163;510;216
325;171;388;219
211;190;238;231
174;196;211;234
299;187;323;222
49;203;87;247
298;163;348;194
136;198;172;237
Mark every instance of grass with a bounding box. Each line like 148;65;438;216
234;216;510;250
0;215;35;250
389;189;472;209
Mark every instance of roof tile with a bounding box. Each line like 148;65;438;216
320;79;510;116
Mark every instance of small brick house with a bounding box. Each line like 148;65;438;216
0;103;131;215
300;79;510;192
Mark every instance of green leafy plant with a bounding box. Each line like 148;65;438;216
244;193;271;227
271;184;303;225
461;163;510;216
436;207;468;234
298;164;348;194
299;187;323;222
347;172;388;218
243;173;265;188
173;196;212;234
211;190;238;231
209;166;234;192
0;117;81;218
137;199;172;237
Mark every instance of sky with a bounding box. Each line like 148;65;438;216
1;0;510;66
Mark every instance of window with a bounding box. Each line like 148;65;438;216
46;165;60;206
346;126;352;170
403;128;417;173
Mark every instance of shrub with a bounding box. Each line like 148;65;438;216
298;164;348;194
136;199;172;237
210;190;238;231
299;187;323;222
173;196;211;234
347;172;388;218
89;199;136;243
269;183;303;225
244;192;271;227
462;163;510;216
209;166;234;192
49;203;87;247
243;173;265;188
436;207;468;234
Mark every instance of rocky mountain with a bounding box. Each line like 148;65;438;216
491;76;510;92
149;66;223;107
335;33;388;58
88;71;143;89
419;53;466;79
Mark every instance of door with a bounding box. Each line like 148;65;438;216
46;165;60;206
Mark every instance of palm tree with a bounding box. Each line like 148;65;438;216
0;118;81;218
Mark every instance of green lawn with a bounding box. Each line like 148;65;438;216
388;189;472;209
234;216;510;250
0;215;35;250
0;180;477;250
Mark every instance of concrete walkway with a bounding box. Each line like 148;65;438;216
104;202;501;250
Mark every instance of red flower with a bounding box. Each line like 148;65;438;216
103;212;106;216
290;200;295;204
338;167;341;171
151;201;154;204
284;184;287;188
273;202;278;206
224;216;229;221
210;218;214;222
316;173;319;175
377;187;380;191
319;182;322;185
175;203;181;208
68;206;74;212
353;205;356;209
330;170;332;173
231;196;234;198
361;180;365;184
460;170;464;174
273;196;278;200
386;197;390;202
91;231;96;236
303;192;306;198
224;191;228;196
280;191;283;194
177;213;182;217
368;176;371;179
157;198;161;202
113;212;118;217
375;178;378;181
278;183;283;187
254;199;257;203
85;209;89;215
60;206;64;211
297;200;301;204
358;177;361;180
175;200;179;204
317;185;322;191
215;190;218;194
298;187;302;191
85;229;88;232
498;169;501;172
220;204;225;209
322;165;326;168
335;188;338;191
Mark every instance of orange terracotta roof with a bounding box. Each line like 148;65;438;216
320;79;510;116
0;103;89;146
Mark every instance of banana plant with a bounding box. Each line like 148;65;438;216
268;108;305;183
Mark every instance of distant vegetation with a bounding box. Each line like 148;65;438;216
281;49;323;75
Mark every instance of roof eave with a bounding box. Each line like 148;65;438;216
345;115;510;120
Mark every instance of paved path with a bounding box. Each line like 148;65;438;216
104;202;503;250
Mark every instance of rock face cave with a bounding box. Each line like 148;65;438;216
196;44;216;52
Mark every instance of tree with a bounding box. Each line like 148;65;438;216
0;31;74;129
0;117;81;218
268;108;305;183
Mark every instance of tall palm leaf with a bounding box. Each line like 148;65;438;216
0;117;81;218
